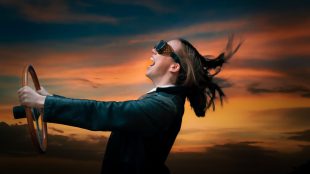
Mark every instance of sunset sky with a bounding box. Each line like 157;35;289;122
0;0;309;174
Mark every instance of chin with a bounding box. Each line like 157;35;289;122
145;69;154;80
145;71;151;78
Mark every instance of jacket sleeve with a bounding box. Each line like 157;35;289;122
52;94;67;98
43;94;177;133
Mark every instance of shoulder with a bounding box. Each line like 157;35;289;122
139;92;185;115
140;93;177;111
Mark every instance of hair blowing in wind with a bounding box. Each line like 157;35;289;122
176;34;243;117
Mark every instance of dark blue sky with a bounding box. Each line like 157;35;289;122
0;0;308;44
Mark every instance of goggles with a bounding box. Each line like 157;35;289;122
154;40;181;64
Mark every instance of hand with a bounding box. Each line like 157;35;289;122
37;86;52;96
17;86;46;108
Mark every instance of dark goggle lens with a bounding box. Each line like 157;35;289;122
154;40;181;63
154;40;166;54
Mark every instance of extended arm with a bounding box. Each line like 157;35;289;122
43;94;177;134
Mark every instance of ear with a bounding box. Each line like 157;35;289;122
169;63;180;73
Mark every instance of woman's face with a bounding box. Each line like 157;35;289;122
145;40;182;82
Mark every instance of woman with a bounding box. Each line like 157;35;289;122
18;35;242;174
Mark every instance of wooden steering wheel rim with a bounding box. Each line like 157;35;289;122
22;65;47;153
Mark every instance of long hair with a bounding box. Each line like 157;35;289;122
175;34;243;117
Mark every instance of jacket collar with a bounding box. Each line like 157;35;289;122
156;85;187;96
147;84;176;94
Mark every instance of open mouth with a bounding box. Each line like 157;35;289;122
149;57;155;67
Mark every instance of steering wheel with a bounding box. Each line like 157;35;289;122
22;65;48;153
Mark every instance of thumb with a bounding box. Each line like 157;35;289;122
37;86;44;91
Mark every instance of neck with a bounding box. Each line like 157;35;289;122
155;82;174;87
152;76;176;87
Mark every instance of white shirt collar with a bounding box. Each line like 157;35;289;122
147;84;176;94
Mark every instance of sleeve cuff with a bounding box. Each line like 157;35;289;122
43;95;55;122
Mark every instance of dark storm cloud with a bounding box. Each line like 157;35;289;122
168;142;310;174
0;0;119;24
105;0;174;13
1;121;310;174
233;55;310;95
248;5;310;30
0;75;20;104
1;0;308;74
286;129;310;142
214;77;234;88
301;93;310;98
246;82;310;98
0;0;308;44
0;122;107;160
231;56;310;80
234;56;309;72
249;107;310;130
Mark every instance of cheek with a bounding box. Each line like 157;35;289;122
155;59;171;72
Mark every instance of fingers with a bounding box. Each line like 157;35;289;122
17;86;36;107
17;86;28;95
18;94;26;106
17;90;27;106
17;86;27;105
17;86;32;95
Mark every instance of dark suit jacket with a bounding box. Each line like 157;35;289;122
43;86;187;174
